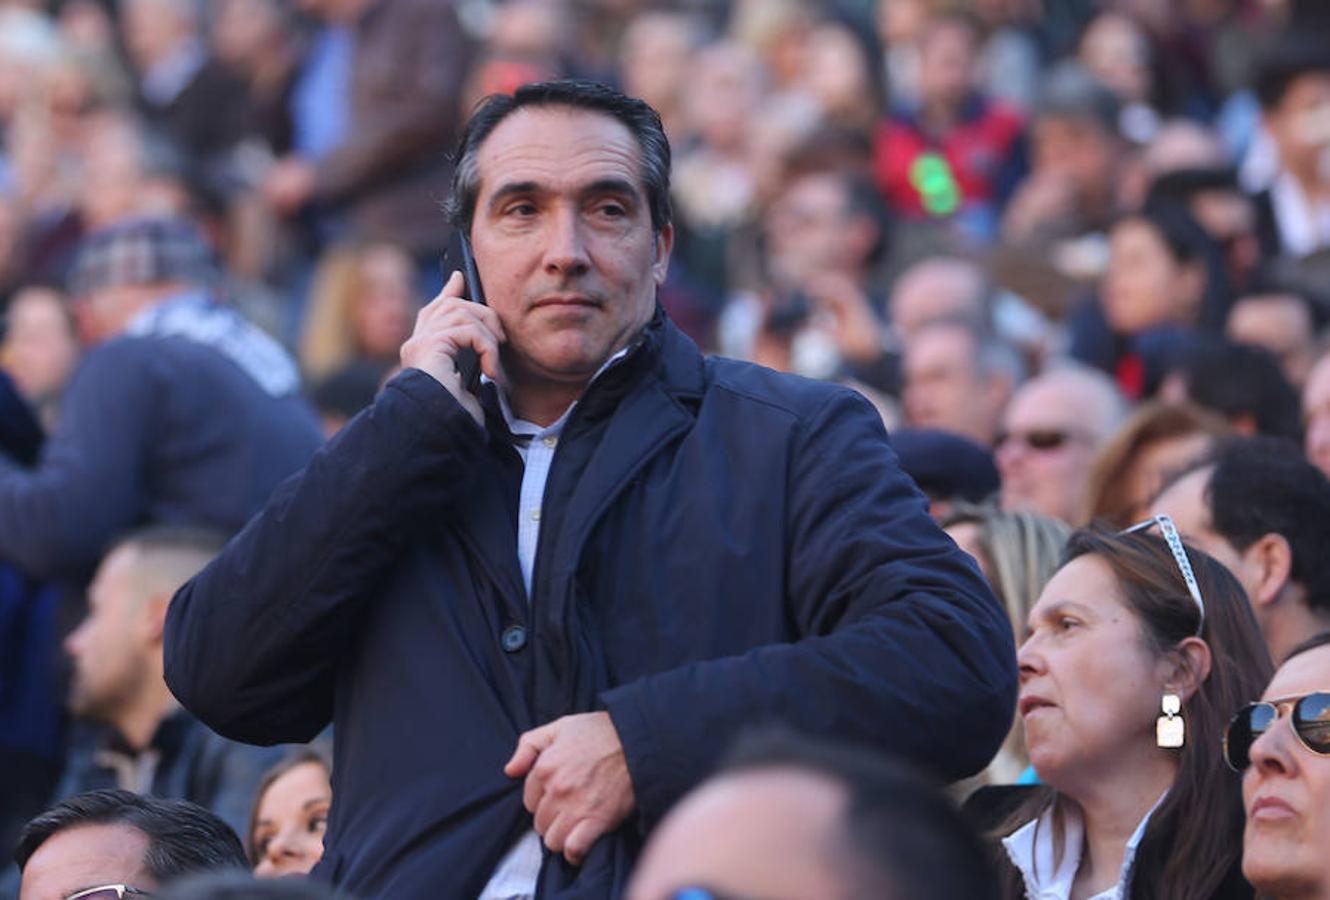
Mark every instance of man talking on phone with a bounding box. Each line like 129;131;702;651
163;81;1016;899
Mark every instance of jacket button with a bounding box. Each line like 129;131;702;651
501;625;527;653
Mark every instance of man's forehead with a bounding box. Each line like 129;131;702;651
473;106;645;195
1266;646;1330;698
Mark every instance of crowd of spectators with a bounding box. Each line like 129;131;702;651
3;0;1330;897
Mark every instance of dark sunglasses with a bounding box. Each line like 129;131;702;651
994;428;1082;452
1223;691;1330;771
65;887;152;900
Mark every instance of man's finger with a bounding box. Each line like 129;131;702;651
532;791;559;836
504;722;557;778
541;810;575;855
563;819;604;867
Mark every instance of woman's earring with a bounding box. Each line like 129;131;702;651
1157;693;1185;749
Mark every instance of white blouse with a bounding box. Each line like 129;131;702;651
1001;793;1166;900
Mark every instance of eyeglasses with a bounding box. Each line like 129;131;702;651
1119;514;1206;636
65;887;152;900
994;428;1086;453
1224;691;1330;771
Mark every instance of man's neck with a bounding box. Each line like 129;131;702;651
1266;592;1330;664
113;679;179;752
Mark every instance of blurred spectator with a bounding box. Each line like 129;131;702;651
1081;400;1230;528
997;365;1128;525
15;789;247;899
888;254;988;339
1077;9;1162;143
121;0;250;191
1153;437;1330;664
1251;31;1330;259
891;429;1001;518
298;241;416;382
1237;632;1330;900
796;13;884;137
461;0;566;113
1302;350;1330;479
1070;203;1231;400
0;285;79;431
723;164;889;386
941;503;1070;785
618;11;703;143
971;0;1044;114
1147;166;1264;294
902;319;1024;445
1162;337;1303;441
875;11;1024;243
309;361;383;439
1001;62;1124;261
985;525;1270;899
261;0;472;261
627;730;999;900
1226;284;1323;389
210;0;301;158
55;527;284;833
247;749;331;879
0;217;322;578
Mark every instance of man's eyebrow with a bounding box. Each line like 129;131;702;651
579;178;640;200
486;180;544;210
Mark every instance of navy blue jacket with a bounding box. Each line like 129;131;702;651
165;314;1017;899
0;330;324;578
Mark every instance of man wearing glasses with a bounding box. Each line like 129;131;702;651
1228;632;1330;900
14;789;247;900
996;365;1128;524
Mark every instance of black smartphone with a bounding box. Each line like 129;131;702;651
444;231;487;394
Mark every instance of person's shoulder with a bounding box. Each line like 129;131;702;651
703;357;868;423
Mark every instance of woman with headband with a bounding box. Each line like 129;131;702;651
987;518;1272;900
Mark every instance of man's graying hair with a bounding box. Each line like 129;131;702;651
445;80;673;236
15;789;248;878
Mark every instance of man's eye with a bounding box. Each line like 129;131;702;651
1056;617;1080;631
309;814;328;833
505;203;537;217
597;202;627;217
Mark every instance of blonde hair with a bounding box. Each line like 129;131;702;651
942;503;1069;783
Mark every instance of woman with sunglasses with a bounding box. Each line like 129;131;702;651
1228;631;1330;899
992;519;1272;900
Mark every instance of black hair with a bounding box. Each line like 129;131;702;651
15;789;248;879
1254;30;1330;110
1122;201;1233;332
722;729;998;900
157;870;344;900
1206;437;1330;614
1284;630;1330;662
1145;167;1240;209
1171;338;1302;441
445;79;671;237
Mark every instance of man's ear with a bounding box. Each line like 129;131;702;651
141;593;171;646
1244;532;1293;609
652;223;674;285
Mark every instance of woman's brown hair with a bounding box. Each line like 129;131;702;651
245;745;332;866
996;525;1272;900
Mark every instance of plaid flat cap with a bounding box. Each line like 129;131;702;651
68;216;216;297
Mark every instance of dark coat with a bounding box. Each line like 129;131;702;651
0;328;324;579
164;314;1017;899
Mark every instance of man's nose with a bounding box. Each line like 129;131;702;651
1016;633;1043;681
542;207;591;278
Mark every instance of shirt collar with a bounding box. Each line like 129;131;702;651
491;344;634;439
1002;792;1166;900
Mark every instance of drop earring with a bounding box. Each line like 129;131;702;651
1157;693;1184;748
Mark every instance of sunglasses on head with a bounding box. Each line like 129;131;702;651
1224;691;1330;771
994;428;1081;452
65;887;152;900
1118;514;1206;637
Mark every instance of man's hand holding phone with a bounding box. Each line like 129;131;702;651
400;270;506;427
